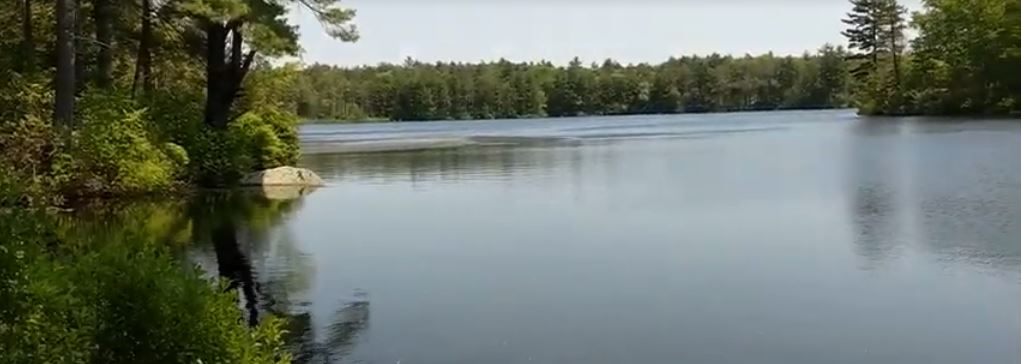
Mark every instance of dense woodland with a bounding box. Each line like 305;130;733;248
838;0;1020;115
295;0;1021;122
294;48;852;121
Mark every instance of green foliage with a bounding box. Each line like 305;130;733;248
231;109;300;170
239;64;304;114
143;89;207;146
184;107;299;187
177;0;356;56
907;0;1020;114
0;85;301;195
0;76;65;207
0;210;290;364
186;129;250;187
162;142;191;175
0;117;63;207
846;0;1021;115
65;94;185;196
842;0;883;75
0;75;300;197
84;69;302;188
0;73;53;124
295;52;852;122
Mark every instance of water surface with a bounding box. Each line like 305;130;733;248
195;110;1021;363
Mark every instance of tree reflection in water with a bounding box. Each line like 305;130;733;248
189;187;370;362
290;291;370;364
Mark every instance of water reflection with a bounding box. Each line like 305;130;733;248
846;120;912;270
290;291;370;364
902;120;1021;274
847;118;1021;274
58;199;193;249
301;146;564;185
182;189;370;362
188;192;290;326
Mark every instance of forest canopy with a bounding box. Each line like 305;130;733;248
292;47;852;122
293;0;1021;122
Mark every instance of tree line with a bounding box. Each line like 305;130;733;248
842;0;1021;115
294;47;852;122
295;0;1021;122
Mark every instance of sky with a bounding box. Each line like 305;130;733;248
291;0;923;67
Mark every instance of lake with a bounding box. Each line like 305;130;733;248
186;110;1021;363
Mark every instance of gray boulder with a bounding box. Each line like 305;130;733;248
241;166;325;187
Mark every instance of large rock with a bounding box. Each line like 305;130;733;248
241;166;325;187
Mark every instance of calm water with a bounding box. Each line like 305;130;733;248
190;110;1021;363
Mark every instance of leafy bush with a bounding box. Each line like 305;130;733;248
0;73;301;195
0;212;85;364
231;108;300;170
0;72;52;125
62;93;186;197
187;128;253;187
142;88;205;146
137;83;299;187
0;73;62;206
0;114;64;207
0;211;291;364
183;108;299;187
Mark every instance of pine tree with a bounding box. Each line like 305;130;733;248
877;0;907;90
842;0;881;81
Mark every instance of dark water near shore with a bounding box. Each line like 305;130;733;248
102;110;1021;363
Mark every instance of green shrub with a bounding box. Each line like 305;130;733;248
0;211;291;364
136;84;300;187
230;108;300;170
0;115;64;207
0;75;301;195
0;212;89;364
78;242;289;364
142;89;205;146
64;93;185;197
184;108;299;187
162;142;191;177
0;72;52;125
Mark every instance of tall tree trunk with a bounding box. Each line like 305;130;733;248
132;0;153;95
204;23;255;129
890;24;901;90
93;0;114;88
74;0;86;93
55;0;75;126
20;0;34;73
204;24;230;128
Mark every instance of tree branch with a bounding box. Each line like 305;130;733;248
230;26;243;69
240;50;256;79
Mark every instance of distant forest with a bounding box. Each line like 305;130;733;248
295;0;1021;121
294;46;850;122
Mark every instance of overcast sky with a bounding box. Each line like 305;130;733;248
291;0;923;66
